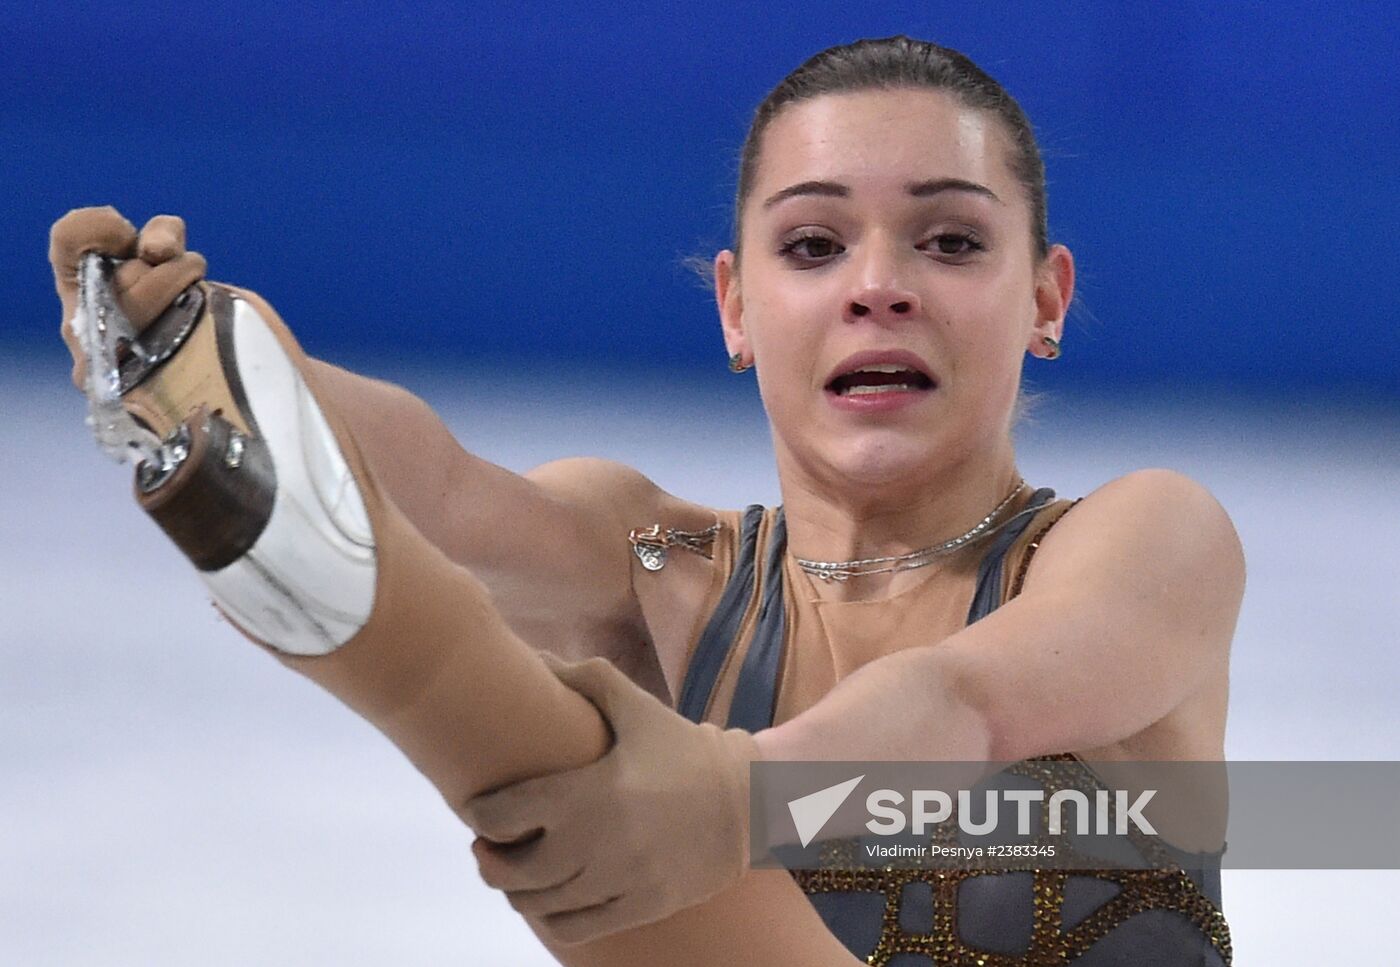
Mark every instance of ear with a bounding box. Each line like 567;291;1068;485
1027;244;1074;358
715;249;749;364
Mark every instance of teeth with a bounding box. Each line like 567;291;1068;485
842;383;916;396
854;364;911;375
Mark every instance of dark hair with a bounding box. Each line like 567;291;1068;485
733;36;1049;260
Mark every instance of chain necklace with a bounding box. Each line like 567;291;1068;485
795;479;1029;582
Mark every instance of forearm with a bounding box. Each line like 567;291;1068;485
754;644;996;764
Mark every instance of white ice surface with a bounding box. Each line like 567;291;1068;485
2;356;1397;965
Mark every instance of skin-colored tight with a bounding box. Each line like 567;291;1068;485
227;291;861;967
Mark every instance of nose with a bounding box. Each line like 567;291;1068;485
844;240;922;324
847;288;920;321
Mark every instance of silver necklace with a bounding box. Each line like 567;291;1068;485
795;480;1029;582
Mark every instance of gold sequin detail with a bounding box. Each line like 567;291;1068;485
792;756;1233;966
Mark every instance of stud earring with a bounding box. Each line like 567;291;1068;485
728;352;752;373
1041;336;1062;360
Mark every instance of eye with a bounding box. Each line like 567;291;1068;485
922;232;985;258
778;232;844;264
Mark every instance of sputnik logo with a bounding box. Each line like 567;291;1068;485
787;775;865;847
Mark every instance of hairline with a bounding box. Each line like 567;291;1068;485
736;86;1043;262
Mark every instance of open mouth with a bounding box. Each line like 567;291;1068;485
826;363;936;397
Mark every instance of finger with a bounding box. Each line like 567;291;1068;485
542;654;615;684
537;651;572;674
458;779;566;843
537;893;645;946
49;207;138;290
113;251;207;331
473;833;583;893
137;215;187;264
508;868;617;921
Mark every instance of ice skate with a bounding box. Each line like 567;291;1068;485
71;254;376;656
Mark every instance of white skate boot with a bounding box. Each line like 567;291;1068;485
72;254;377;656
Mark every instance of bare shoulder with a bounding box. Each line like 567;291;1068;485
1014;468;1245;724
1032;468;1245;614
524;456;719;531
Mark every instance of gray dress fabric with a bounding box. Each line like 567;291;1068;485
675;491;1230;965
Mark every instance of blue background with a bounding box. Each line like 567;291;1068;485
3;1;1397;399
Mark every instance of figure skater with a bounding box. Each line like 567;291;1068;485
51;36;1241;965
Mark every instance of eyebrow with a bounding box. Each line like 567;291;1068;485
761;177;1002;210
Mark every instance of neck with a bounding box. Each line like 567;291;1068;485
776;438;1024;602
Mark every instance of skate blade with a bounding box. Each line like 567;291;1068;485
73;254;169;472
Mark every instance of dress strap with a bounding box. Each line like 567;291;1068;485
964;488;1058;625
676;505;764;724
725;508;789;732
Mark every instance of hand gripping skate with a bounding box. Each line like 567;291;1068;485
72;254;376;656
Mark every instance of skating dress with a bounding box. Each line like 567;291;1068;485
673;489;1232;966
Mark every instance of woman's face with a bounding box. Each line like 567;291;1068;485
716;88;1072;497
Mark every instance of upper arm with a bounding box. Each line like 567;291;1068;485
438;454;681;654
942;469;1245;761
